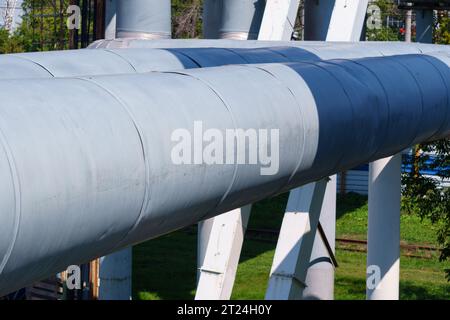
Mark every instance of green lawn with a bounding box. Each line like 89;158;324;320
132;193;449;300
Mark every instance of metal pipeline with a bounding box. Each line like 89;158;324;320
116;0;171;39
0;53;450;295
203;0;266;40
88;37;449;52
2;42;450;79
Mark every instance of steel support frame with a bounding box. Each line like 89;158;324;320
196;0;303;300
265;179;329;299
195;206;252;300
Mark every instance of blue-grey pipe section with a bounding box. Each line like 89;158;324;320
116;0;171;39
203;0;266;40
0;53;450;295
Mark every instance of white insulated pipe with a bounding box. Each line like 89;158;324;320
0;53;450;295
203;0;266;40
98;248;132;300
88;37;450;53
3;42;450;81
116;0;171;39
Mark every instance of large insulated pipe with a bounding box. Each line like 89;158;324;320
1;54;450;295
203;0;266;40
2;42;450;80
89;37;450;52
116;0;171;39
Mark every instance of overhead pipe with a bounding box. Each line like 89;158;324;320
116;0;171;39
107;0;171;300
1;53;450;295
89;37;450;52
203;0;266;40
2;41;450;80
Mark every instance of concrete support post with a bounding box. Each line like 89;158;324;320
405;8;412;43
197;218;214;282
258;0;301;41
104;0;117;40
326;0;369;41
366;155;401;300
300;0;368;300
98;248;132;300
265;179;328;300
116;0;172;39
203;0;266;40
415;10;434;43
195;205;251;300
302;175;336;300
304;0;368;41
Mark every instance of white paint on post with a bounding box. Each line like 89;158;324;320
197;218;214;283
99;247;132;300
265;179;328;300
367;155;401;300
302;175;336;300
195;205;251;300
326;0;369;41
258;0;301;41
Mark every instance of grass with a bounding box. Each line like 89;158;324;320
132;192;450;300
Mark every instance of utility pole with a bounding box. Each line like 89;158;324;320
405;3;412;42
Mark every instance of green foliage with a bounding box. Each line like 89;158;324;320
366;26;401;41
0;27;27;53
172;0;203;38
1;0;70;53
132;193;450;300
402;141;450;280
366;0;403;41
435;12;450;44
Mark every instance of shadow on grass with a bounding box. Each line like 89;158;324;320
131;192;287;300
336;276;450;300
132;227;277;300
133;192;446;300
132;192;369;300
336;192;367;219
399;280;450;300
132;231;198;300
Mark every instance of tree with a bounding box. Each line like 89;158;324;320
172;0;203;38
366;0;404;41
